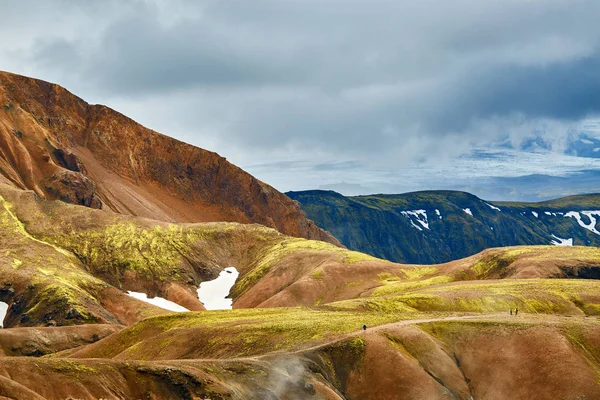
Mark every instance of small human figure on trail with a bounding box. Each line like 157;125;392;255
510;309;513;315
362;324;367;331
515;308;519;316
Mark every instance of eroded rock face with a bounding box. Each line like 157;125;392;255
41;170;102;209
0;71;339;245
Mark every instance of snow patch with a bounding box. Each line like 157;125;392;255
463;208;473;216
0;302;8;328
564;211;600;235
197;267;239;310
544;211;552;216
581;138;594;145
550;234;573;246
127;292;189;312
485;202;501;211
531;211;538;218
435;209;442;219
594;148;600;152
401;210;430;230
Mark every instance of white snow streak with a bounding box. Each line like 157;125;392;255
127;292;189;312
564;211;600;235
485;203;501;211
401;210;430;230
531;211;538;218
435;209;442;219
197;267;239;310
0;302;8;328
550;234;573;246
463;208;473;216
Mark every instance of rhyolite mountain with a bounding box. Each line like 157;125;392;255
0;71;338;245
288;189;600;264
1;183;600;399
1;72;600;400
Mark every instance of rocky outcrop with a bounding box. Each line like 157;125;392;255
0;71;339;245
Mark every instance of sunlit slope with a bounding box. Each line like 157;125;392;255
25;311;599;400
2;183;600;328
0;71;338;245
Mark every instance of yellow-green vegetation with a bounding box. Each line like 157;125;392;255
372;275;453;297
36;359;97;375
369;266;449;297
331;296;419;313
418;319;535;342
343;250;383;264
0;195;74;258
232;237;383;298
81;307;415;360
402;266;438;280
467;246;600;279
311;269;324;280
339;279;600;315
384;330;445;363
561;324;600;380
0;194;110;324
51;222;227;279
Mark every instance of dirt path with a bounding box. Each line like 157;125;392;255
141;314;500;366
285;313;505;356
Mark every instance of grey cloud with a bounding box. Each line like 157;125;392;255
428;50;600;132
4;0;600;196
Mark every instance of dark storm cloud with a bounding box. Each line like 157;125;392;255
4;0;600;168
429;50;600;132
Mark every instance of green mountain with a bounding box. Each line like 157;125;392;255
287;190;600;264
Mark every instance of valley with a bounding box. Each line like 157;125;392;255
0;72;598;400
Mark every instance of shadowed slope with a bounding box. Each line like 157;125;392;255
289;189;600;263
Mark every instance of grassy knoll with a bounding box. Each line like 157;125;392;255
334;279;600;316
67;307;420;360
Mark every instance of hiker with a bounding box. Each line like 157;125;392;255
362;324;367;331
510;309;512;315
515;308;518;316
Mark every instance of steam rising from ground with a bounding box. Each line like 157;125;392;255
262;356;318;400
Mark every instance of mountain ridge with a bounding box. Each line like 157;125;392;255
288;189;600;263
0;70;339;245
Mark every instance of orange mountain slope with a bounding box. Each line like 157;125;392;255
0;71;338;245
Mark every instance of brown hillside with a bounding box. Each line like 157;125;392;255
0;71;338;244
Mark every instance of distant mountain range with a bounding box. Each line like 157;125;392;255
288;189;600;264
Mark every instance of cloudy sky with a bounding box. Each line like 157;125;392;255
2;0;600;200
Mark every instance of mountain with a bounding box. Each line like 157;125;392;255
1;71;600;399
1;183;600;399
0;71;338;245
288;189;600;263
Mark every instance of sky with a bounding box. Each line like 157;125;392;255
2;0;600;200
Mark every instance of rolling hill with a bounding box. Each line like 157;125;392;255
1;183;600;399
288;189;600;263
0;72;599;400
